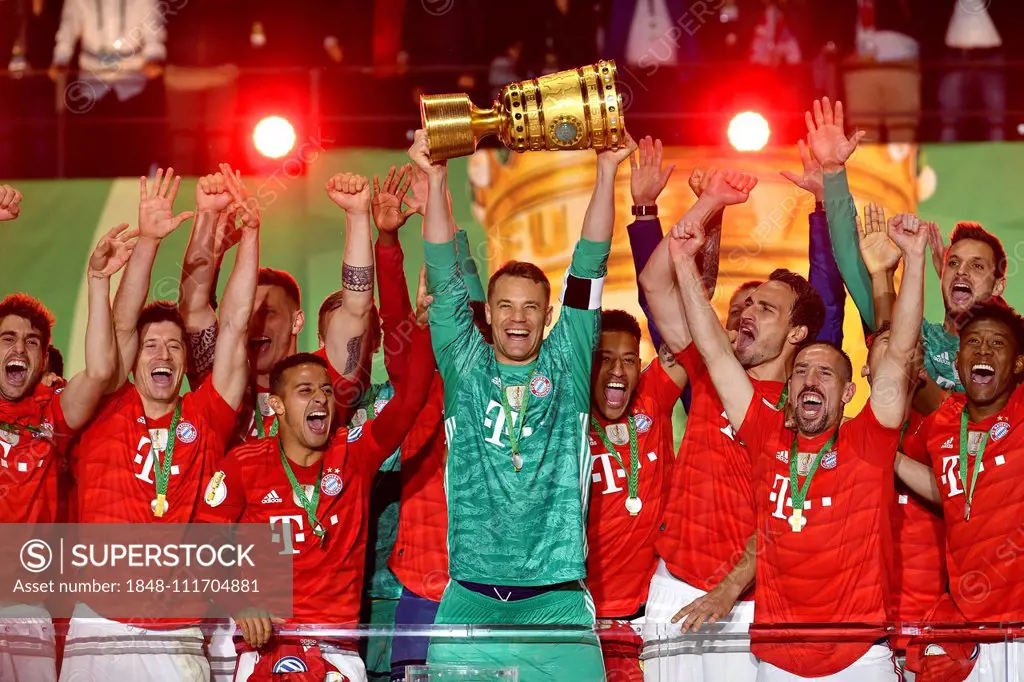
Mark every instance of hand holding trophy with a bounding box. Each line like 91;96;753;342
420;60;628;161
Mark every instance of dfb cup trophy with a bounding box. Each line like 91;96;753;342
420;60;628;161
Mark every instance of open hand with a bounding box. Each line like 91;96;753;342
630;135;675;206
138;168;194;240
414;264;433;328
403;164;429;216
888;212;928;257
0;184;22;221
779;138;824;201
668;219;705;261
671;582;742;633
88;223;139;278
857;203;901;275
704;169;758;207
804;98;865;172
926;221;947;278
219;163;261;231
372;164;417;233
327;172;372;214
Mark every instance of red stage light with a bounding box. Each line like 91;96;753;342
728;112;770;152
252;116;297;159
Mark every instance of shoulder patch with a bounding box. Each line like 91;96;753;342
821;451;838;470
530;375;552;398
176;421;198;444
990;421;1011;442
634;413;652;433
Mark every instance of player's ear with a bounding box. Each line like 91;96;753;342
1014;354;1024;376
993;276;1007;298
545;306;553;327
267;395;286;416
292;310;305;336
484;303;492;325
841;381;857;406
860;364;870;378
788;325;809;346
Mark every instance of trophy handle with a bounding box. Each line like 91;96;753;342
421;94;505;162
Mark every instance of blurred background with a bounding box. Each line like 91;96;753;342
1;0;1022;178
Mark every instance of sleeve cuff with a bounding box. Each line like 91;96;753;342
569;238;611;279
823;168;851;201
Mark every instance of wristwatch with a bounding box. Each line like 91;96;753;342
631;205;658;217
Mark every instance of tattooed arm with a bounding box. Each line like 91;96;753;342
324;173;375;381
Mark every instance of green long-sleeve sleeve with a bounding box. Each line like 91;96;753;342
454;228;486;302
824;169;876;329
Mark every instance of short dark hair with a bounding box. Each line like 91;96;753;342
600;309;642;344
796;340;854;382
269;352;329;396
469;300;492;344
317;290;382;352
0;293;55;349
865;322;892;351
960;300;1024;355
137;301;185;337
487;261;551;302
258;268;301;308
948;222;1007;280
733;280;764;300
768;269;825;342
47;346;65;378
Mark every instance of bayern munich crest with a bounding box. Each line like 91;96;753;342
634;413;652;433
321;470;343;496
176;421;198;444
272;656;309;673
990;421;1011;442
374;398;390;415
530;374;552;398
822;451;838;470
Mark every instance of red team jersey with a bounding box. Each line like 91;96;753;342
890;410;946;647
739;393;901;678
73;380;238;524
903;383;1024;622
656;344;783;594
0;383;73;523
587;358;677;617
388;375;449;602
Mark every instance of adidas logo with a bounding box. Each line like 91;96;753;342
941;437;955;449
261;490;282;504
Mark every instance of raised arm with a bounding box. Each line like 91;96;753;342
582;135;636;243
781;138;846;345
409;130;453;246
60;225;138;428
112;168;194;386
179;173;235;381
210;169;261;410
804;98;874;329
871;213;928;429
372;164;417;386
856;203;901;328
323;173;375;381
454;229;486;302
670;219;755;431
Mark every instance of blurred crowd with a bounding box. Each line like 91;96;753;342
0;0;1020;177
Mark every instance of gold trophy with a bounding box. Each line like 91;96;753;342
420;60;627;161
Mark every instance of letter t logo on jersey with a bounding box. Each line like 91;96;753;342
941;455;965;498
269;515;305;555
483;400;533;448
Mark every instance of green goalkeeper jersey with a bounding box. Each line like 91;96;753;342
424;237;609;586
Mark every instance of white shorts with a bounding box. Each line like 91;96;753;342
235;645;366;682
0;603;56;682
641;559;757;682
756;644;899;681
206;619;238;682
58;603;209;682
962;641;1024;682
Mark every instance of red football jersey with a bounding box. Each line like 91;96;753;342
891;410;946;647
587;358;678;617
739;392;901;678
903;384;1024;621
0;383;73;523
73;380;238;523
198;425;391;625
656;344;783;594
388;375;449;602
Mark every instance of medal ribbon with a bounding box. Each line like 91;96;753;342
590;415;640;501
365;385;381;421
152;401;182;516
278;438;326;542
788;426;840;514
775;384;789;411
497;367;537;458
958;406;989;520
0;420;43;436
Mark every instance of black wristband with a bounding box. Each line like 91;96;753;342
631;204;658;217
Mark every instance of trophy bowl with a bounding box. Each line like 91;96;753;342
420;60;627;161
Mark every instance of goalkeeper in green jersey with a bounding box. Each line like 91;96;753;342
409;129;636;682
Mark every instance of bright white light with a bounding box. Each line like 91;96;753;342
728;112;770;152
253;116;297;159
